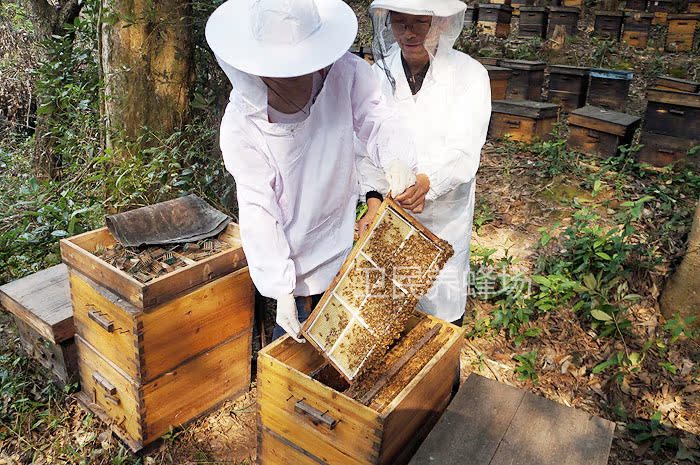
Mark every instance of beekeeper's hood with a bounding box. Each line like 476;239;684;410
206;0;358;114
369;0;466;93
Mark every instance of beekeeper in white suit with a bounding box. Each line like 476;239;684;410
357;0;491;327
206;0;417;342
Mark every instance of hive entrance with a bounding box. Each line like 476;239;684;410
302;200;453;382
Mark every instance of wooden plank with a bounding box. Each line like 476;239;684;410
408;374;526;465
14;316;78;386
141;332;251;443
0;264;73;343
489;391;615;465
140;267;254;380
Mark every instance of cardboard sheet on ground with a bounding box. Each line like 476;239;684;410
301;198;454;383
105;194;230;247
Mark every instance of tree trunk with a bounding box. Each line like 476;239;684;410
660;200;700;326
100;0;193;156
22;0;83;180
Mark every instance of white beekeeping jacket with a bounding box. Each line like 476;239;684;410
218;52;417;299
358;2;491;321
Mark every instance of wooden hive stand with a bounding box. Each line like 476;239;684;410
547;65;589;113
499;59;547;101
0;264;77;387
489;100;560;143
567;105;641;158
60;222;254;451
637;88;700;166
623;12;654;48
665;14;699;52
485;65;513;101
408;374;615;465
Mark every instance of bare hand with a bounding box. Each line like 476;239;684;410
395;174;430;213
357;198;382;238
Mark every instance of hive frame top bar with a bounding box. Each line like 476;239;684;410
301;198;452;382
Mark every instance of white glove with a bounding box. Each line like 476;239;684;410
276;294;304;343
385;159;416;197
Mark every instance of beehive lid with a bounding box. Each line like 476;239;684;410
520;6;548;12
590;68;634;80
654;76;700;93
301;199;453;382
647;88;700;109
492;100;559;119
548;6;581;12
485;65;513;79
569;106;641;136
479;3;514;11
0;264;73;343
548;65;590;76
667;13;700;20
624;11;654;18
500;59;547;71
594;10;624;16
478;57;502;66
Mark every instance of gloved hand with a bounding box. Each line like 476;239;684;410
276;294;304;342
385;159;416;197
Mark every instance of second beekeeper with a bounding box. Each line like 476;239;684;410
357;0;492;325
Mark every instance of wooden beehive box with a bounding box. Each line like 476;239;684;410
62;223;254;451
489;100;559;142
665;14;699;52
518;6;549;38
60;224;246;310
637;131;699;166
649;0;673;23
547;65;589;112
623;12;654;47
0;264;77;387
690;0;700;13
624;0;647;10
594;11;625;40
643;88;700;141
587;68;633;112
257;313;465;465
547;6;580;37
478;4;514;37
500;59;546;101
485;65;513;100
300;199;453;382
562;0;583;7
567;106;641;158
654;76;700;93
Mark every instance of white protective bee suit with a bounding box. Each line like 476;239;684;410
358;0;492;322
206;0;417;319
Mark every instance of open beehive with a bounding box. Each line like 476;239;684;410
301;199;453;382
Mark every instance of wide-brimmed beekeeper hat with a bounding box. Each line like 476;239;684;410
369;0;466;17
206;0;358;78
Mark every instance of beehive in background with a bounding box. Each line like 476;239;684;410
302;199;453;382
